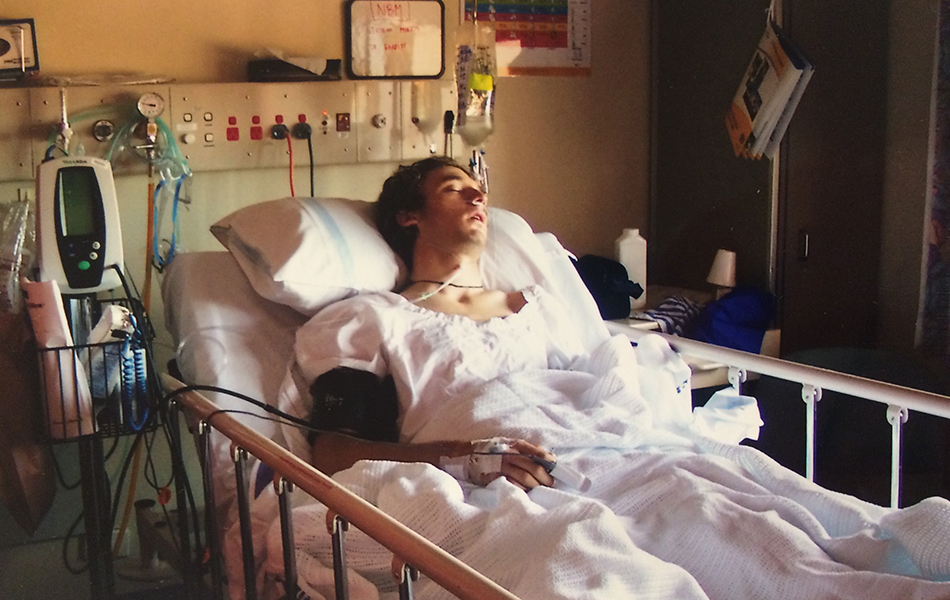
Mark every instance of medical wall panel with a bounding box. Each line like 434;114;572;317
28;85;172;177
0;89;32;182
18;80;460;180
399;80;458;161
168;81;359;172
355;81;401;163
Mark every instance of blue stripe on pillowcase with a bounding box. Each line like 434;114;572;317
301;198;354;284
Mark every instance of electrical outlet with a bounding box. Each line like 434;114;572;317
16;187;31;202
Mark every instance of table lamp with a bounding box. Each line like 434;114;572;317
707;249;736;299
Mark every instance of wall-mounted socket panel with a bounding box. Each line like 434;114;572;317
168;81;358;171
6;79;461;183
29;85;171;176
0;89;32;181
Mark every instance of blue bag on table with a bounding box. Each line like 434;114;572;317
690;288;774;353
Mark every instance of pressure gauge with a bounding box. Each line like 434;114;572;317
137;92;165;119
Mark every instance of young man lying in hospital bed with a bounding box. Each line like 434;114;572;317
271;156;950;600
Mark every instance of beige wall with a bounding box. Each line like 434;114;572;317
1;0;650;369
485;2;651;256
2;0;651;259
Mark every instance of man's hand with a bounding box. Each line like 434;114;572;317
439;437;557;490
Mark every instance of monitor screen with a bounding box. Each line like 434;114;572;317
56;166;101;236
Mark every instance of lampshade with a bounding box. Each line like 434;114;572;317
707;249;737;288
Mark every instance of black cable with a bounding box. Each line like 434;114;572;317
163;401;202;552
163;384;311;429
102;430;122;461
122;416;184;557
143;426;173;491
50;447;82;490
109;432;144;527
307;136;315;197
50;432;120;491
291;121;315;197
163;383;360;441
62;510;88;575
204;408;316;432
158;500;182;556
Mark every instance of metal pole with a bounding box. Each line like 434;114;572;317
277;477;299;599
199;422;225;599
887;405;908;508
78;435;115;599
328;513;350;600
167;401;194;586
394;560;419;600
233;446;258;600
802;384;821;482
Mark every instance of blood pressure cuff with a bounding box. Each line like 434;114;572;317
309;367;399;443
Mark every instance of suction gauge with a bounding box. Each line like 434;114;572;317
137;92;165;119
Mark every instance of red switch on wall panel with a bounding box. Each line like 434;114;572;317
226;127;240;141
250;126;263;140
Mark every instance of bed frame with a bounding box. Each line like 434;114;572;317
159;328;950;600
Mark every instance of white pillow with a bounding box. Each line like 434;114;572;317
211;197;404;315
211;197;554;316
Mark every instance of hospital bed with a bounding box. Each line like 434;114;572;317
160;196;950;600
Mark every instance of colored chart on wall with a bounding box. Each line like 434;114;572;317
463;0;591;76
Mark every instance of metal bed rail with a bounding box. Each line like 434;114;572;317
607;324;950;509
161;373;520;600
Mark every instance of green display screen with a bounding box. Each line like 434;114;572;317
56;166;100;236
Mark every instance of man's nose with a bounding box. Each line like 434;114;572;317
465;188;486;205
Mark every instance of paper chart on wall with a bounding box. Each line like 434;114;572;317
463;0;591;76
348;1;445;78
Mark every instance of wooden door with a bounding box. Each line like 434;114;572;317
776;0;889;354
651;0;775;292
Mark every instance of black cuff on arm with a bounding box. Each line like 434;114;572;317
309;367;400;443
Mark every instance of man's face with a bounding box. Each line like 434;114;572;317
401;166;489;250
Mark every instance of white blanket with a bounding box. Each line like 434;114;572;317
262;335;950;600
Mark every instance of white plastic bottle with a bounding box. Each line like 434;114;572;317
616;228;647;310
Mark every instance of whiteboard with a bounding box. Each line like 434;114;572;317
346;0;445;79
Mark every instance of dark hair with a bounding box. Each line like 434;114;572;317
375;156;470;271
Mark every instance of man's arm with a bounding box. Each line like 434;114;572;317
311;432;470;476
311;433;555;490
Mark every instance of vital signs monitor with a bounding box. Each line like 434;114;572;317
36;156;124;294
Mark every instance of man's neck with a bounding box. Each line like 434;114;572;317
411;247;483;288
